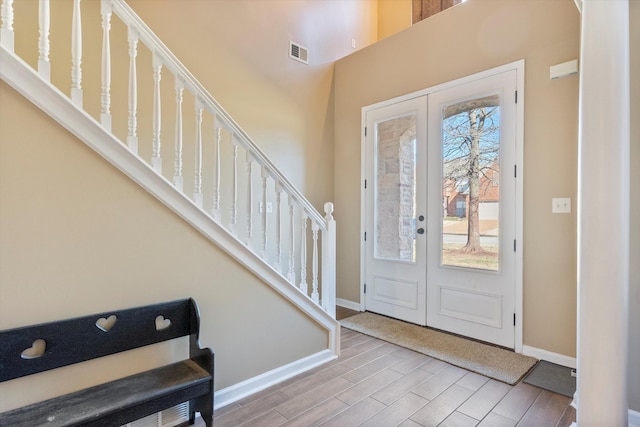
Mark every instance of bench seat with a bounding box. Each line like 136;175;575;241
0;359;210;427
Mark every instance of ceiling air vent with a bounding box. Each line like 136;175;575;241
289;41;309;65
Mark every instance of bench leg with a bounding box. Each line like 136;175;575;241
190;396;213;427
188;403;196;425
200;405;213;427
188;400;198;426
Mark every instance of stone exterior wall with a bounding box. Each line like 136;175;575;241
375;117;416;261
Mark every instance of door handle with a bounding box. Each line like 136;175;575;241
417;228;425;235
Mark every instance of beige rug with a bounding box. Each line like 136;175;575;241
340;312;537;385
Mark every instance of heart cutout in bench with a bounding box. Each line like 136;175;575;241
21;339;46;359
155;315;171;331
96;315;118;332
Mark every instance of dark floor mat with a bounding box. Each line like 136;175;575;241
523;360;576;397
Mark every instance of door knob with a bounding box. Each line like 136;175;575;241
417;228;425;234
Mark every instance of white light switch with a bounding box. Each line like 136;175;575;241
552;198;571;214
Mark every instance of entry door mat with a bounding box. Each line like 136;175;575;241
523;360;576;397
340;312;537;385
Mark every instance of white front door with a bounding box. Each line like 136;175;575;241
363;63;522;348
426;69;518;349
363;97;428;325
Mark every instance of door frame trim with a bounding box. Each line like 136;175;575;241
360;59;525;353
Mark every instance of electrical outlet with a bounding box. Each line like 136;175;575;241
552;197;571;214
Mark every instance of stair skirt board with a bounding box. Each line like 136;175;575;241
213;349;337;409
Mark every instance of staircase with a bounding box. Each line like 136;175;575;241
0;0;338;377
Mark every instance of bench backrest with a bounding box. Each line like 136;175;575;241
0;298;201;382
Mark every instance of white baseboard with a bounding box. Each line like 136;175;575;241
336;298;361;312
522;345;576;369
213;349;337;409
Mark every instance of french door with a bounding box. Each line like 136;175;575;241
363;97;428;326
363;63;522;348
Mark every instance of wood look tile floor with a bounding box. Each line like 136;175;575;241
205;308;575;427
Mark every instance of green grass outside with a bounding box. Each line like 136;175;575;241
442;243;499;271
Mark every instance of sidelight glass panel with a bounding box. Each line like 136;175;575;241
441;95;500;271
374;114;417;263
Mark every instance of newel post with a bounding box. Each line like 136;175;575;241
321;202;336;317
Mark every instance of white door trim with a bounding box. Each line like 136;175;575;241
360;59;525;353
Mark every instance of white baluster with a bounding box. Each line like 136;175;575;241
38;0;50;81
246;153;254;245
0;0;15;51
126;27;138;154
71;0;82;107
99;0;111;130
261;168;269;258
311;220;319;304
211;124;221;221
287;198;296;284
299;211;308;295
275;183;283;273
193;100;203;208
151;54;162;173
173;79;184;191
322;202;336;316
230;139;238;235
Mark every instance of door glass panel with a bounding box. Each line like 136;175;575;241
374;114;417;262
441;95;500;271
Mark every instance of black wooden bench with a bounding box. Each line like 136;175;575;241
0;298;213;427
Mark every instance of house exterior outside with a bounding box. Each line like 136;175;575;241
442;165;500;220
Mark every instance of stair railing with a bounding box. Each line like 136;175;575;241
0;0;336;316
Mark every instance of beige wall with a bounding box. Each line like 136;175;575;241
629;0;639;413
378;0;412;40
335;0;580;358
0;82;328;411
